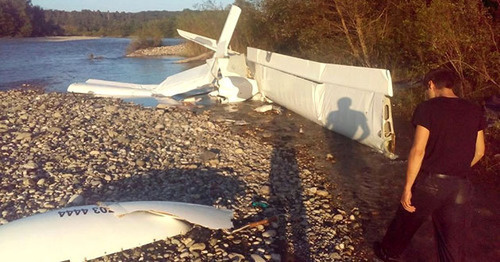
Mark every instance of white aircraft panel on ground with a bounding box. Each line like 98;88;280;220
247;47;393;97
0;201;233;262
248;47;395;156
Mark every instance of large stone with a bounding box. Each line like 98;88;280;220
90;150;100;156
52;112;62;118
15;132;32;141
333;214;344;223
251;254;266;262
189;243;206;252
22;162;38;170
262;229;277;238
259;185;271;195
104;105;118;113
316;190;329;197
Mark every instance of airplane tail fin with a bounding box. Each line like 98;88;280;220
215;5;241;57
177;5;241;58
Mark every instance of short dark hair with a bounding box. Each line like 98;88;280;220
423;68;458;89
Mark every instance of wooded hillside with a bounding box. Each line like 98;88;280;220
0;0;180;37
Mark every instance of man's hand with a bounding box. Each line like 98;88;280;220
400;189;416;213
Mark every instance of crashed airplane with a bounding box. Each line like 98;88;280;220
68;5;258;103
68;4;396;156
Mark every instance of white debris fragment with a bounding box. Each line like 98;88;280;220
254;105;273;113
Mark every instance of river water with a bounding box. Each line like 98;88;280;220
0;37;189;94
0;38;497;261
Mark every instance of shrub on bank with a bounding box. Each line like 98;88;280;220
126;36;162;54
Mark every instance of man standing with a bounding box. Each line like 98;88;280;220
374;68;486;261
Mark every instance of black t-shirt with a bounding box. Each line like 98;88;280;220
412;97;486;178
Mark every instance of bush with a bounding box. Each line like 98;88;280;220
126;36;162;54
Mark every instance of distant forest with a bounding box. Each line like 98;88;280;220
1;0;499;99
0;0;182;37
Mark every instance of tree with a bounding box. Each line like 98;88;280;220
0;0;32;36
412;0;499;97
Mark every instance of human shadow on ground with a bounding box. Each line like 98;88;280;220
206;101;313;261
323;96;391;219
267;130;312;261
322;98;412;258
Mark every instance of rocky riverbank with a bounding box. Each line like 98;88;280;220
0;90;367;261
127;44;188;57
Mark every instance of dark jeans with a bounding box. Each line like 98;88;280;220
381;172;473;262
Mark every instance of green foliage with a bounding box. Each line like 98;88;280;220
43;10;179;37
235;0;499;99
174;8;228;56
126;19;166;54
0;0;61;36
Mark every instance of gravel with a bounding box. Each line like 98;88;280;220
0;89;367;261
126;44;187;57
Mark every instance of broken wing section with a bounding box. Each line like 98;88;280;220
154;60;216;97
68;61;216;99
247;47;396;157
0;204;191;262
177;29;218;52
0;201;233;262
103;201;234;229
68;79;156;97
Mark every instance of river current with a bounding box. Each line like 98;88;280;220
0;37;189;94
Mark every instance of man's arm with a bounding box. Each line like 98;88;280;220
401;125;430;213
470;130;485;167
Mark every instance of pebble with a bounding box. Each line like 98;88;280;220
235;148;244;154
189;243;206;252
15;132;32;141
259;185;271;196
250;254;266;262
22;162;38;170
126;44;187;57
262;230;277;238
36;178;46;186
229;253;245;262
330;252;342;260
333;214;344;222
316;190;329;197
67;194;84;205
